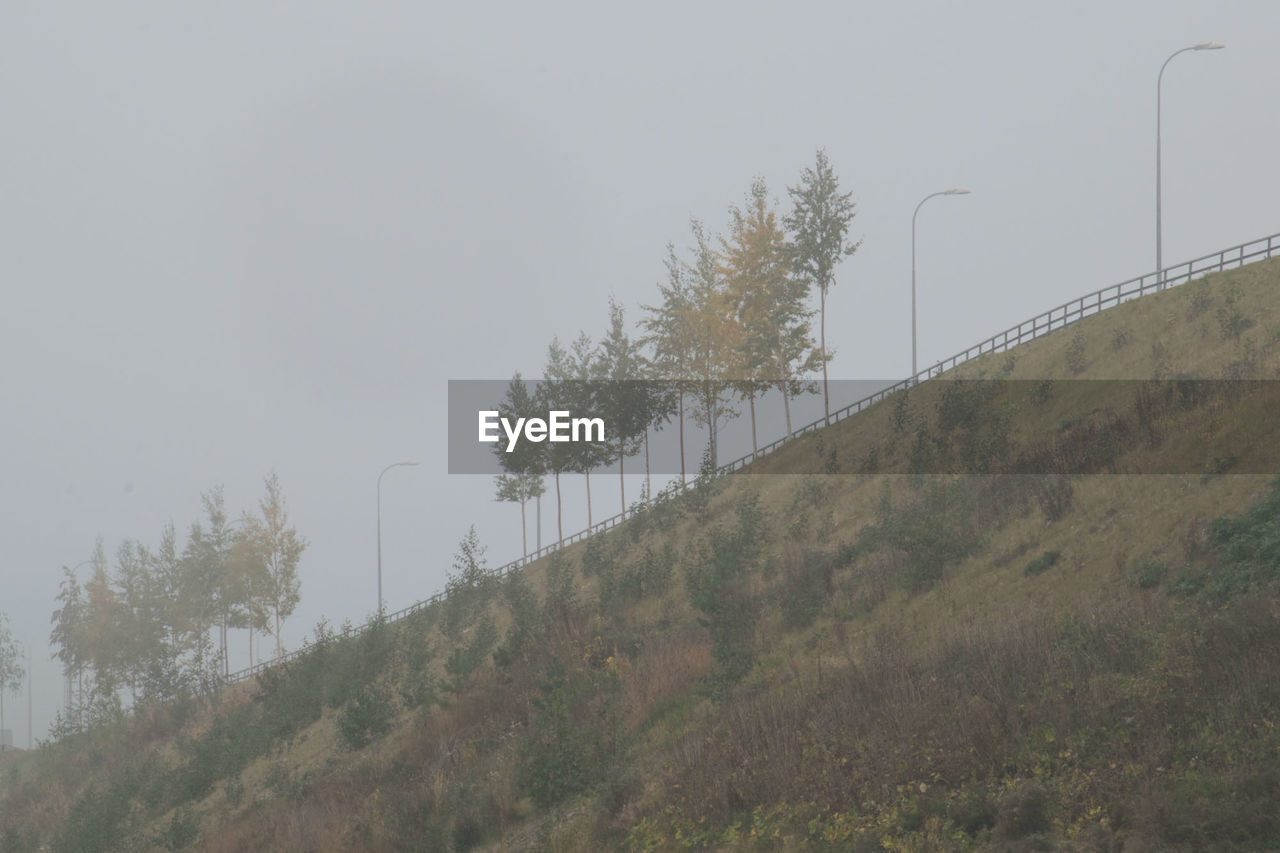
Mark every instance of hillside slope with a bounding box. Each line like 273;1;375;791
3;258;1280;852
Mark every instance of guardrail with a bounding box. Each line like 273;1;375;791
225;230;1279;685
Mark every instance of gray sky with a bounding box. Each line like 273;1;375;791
3;1;1277;743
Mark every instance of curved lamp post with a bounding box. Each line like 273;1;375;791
912;188;970;378
377;461;419;616
1157;42;1224;288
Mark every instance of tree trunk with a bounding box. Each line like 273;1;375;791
678;389;686;486
821;286;830;426
585;470;593;528
749;394;758;453
555;469;564;546
781;379;793;437
275;608;282;658
705;393;715;468
644;429;652;502
619;438;626;520
520;495;528;565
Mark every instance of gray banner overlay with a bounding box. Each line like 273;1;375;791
448;379;1280;475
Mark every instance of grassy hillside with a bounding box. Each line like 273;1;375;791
3;259;1280;852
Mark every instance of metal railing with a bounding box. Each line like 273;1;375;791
225;230;1279;685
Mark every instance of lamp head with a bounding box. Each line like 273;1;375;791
945;188;971;195
1194;42;1225;50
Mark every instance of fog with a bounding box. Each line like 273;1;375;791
2;1;1277;744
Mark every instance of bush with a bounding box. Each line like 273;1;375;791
685;526;761;702
55;772;140;853
995;781;1049;840
863;479;984;590
153;808;198;851
779;547;835;628
444;615;498;687
1023;550;1060;576
1129;558;1165;589
337;682;395;750
1035;475;1074;522
948;787;997;836
516;659;601;808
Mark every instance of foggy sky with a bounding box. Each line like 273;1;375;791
3;1;1277;744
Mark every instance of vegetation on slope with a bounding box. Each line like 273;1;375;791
2;259;1279;851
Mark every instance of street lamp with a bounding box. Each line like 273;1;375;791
1156;41;1224;289
377;461;419;616
912;188;970;378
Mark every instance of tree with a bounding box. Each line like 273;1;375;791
496;472;546;564
180;487;251;677
81;548;127;707
493;374;548;561
227;521;272;669
0;613;24;742
541;339;576;546
641;244;699;484
51;563;89;724
545;332;611;529
150;523;193;659
244;472;305;659
442;526;491;640
596;298;648;518
637;353;679;502
786;149;861;425
684;218;738;466
112;539;169;702
722;177;819;442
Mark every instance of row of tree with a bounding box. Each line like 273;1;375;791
493;151;859;556
49;474;305;729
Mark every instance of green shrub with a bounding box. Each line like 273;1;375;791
337;683;395;750
494;569;538;667
862;479;984;590
55;772;140;853
948;787;997;836
685;526;761;702
995;781;1049;840
153;808;198;851
516;659;603;808
1023;550;1060;576
445;615;498;687
1129;558;1165;589
780;548;835;629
